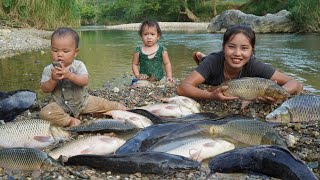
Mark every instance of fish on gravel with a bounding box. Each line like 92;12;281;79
48;135;125;159
139;103;198;118
0;147;60;179
0;119;71;149
266;94;320;124
0;90;37;122
218;77;289;101
161;96;201;113
207;145;318;180
128;109;218;124
116;123;184;154
66;119;137;134
207;119;287;147
110;110;153;128
65;151;201;174
152;137;235;162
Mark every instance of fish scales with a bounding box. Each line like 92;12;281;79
0;119;70;149
209;120;286;147
221;77;288;100
0;148;57;171
266;94;320;123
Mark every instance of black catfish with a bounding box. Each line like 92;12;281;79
208;145;317;180
116;123;183;154
65;152;201;174
66;119;137;134
128;109;219;124
0;90;37;122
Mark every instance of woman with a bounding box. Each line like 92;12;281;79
176;25;303;103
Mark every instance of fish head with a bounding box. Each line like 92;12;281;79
41;156;61;170
262;131;287;148
265;85;289;101
265;106;291;124
50;125;71;141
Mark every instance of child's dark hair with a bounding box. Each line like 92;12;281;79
223;25;256;50
51;27;80;48
138;20;162;37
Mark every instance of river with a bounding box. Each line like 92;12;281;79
0;28;319;98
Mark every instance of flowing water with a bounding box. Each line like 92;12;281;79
0;28;319;99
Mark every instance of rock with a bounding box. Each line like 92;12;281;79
207;10;295;33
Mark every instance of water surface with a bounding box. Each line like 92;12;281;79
0;29;319;99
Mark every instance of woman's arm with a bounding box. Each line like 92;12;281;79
270;70;304;94
176;70;238;101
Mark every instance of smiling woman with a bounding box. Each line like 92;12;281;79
176;25;304;102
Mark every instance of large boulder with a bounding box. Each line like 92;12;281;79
207;10;295;33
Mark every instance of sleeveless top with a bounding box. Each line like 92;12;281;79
135;45;166;81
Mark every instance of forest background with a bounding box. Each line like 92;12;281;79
0;0;319;32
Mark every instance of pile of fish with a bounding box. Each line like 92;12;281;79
0;84;319;179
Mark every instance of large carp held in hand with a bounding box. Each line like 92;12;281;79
219;77;289;101
266;94;320;124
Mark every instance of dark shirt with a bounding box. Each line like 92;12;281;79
195;51;276;85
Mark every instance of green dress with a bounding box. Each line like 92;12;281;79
135;45;166;81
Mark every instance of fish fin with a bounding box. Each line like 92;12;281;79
165;105;177;110
81;147;94;154
240;100;251;109
31;170;42;179
34;136;51;142
189;148;203;162
160;97;169;102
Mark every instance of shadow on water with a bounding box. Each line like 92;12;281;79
0;28;319;99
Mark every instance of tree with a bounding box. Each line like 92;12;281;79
212;0;217;17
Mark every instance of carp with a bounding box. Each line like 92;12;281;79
0;147;60;178
207;119;287;147
66;119;137;134
48;135;125;159
219;77;289;101
266;94;320;124
0;119;70;149
139;103;197;118
65;152;201;174
207;145;317;180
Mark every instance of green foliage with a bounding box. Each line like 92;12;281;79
288;0;320;32
0;0;80;29
240;0;288;15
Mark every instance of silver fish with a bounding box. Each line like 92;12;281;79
220;77;289;100
111;110;153;128
266;94;320;124
154;137;235;162
139;103;197;118
0;119;70;149
49;135;125;159
0;147;60;178
161;96;201;113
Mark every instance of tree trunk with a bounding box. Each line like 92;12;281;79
180;0;200;22
212;0;217;17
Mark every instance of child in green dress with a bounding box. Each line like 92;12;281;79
132;20;174;83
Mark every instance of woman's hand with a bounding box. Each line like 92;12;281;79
208;86;239;101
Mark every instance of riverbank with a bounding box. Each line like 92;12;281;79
0;28;52;59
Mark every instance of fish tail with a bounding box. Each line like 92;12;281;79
205;172;214;180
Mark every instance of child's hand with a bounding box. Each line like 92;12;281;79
166;76;175;83
51;63;70;80
137;74;149;80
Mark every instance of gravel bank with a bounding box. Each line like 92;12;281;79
0;79;318;179
0;28;51;59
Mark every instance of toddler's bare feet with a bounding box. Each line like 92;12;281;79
67;117;81;127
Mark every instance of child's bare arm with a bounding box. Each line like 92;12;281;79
132;52;144;79
162;51;174;82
